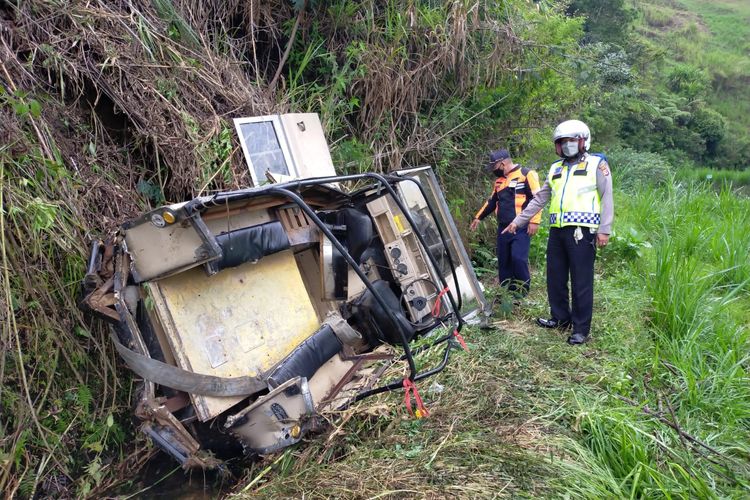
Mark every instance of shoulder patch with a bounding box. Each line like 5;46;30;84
598;162;610;176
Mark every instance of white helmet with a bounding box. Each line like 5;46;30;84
553;120;591;157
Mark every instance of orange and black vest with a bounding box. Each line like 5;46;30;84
474;166;542;228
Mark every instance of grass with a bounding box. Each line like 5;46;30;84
676;0;750;129
676;167;750;190
0;129;148;498
225;177;750;498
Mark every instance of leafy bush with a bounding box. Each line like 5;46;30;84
667;63;710;99
603;227;652;264
568;0;635;44
716;133;750;171
605;146;674;192
690;106;726;155
469;242;497;279
588;44;633;88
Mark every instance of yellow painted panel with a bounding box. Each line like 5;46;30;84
150;249;320;421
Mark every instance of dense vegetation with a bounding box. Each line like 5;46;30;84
0;0;748;497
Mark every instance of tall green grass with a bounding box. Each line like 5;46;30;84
558;179;750;496
677;167;750;190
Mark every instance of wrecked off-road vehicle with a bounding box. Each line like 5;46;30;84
81;114;488;467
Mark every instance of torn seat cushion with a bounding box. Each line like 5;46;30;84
215;221;290;270
267;324;343;388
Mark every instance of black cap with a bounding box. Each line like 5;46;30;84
484;149;511;171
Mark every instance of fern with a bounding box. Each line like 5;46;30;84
18;471;36;498
76;384;92;412
13;429;30;468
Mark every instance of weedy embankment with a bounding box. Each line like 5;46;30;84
559;177;750;497
1;0;282;495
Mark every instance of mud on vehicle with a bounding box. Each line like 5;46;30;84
80;114;488;467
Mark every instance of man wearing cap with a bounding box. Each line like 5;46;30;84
470;149;542;297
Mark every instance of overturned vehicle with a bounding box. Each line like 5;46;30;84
81;114;488;467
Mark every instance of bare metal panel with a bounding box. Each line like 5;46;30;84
147;250;320;421
294;248;334;321
124;221;209;282
225;377;314;454
307;354;355;405
279;113;336;179
366;195;436;323
203;207;273;235
394;168;489;317
276;206;319;246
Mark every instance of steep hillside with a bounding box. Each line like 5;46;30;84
641;0;750;126
635;0;750;169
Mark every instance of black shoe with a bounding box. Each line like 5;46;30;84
567;332;589;345
536;317;571;330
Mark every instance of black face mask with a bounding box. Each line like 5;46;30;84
493;169;504;178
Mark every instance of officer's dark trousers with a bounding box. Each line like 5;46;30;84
546;226;596;335
496;230;531;295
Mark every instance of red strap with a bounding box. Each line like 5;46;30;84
403;379;415;415
431;287;450;318
403;379;430;418
453;329;469;352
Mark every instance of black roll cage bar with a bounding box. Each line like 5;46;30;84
182;171;468;397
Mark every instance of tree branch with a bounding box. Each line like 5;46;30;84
268;0;308;95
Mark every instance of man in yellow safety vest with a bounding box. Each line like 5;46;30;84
502;120;614;345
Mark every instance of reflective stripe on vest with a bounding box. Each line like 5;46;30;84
547;155;601;229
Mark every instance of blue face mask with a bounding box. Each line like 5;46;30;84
561;141;579;158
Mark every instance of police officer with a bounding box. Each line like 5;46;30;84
470;149;542;296
502;120;613;345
